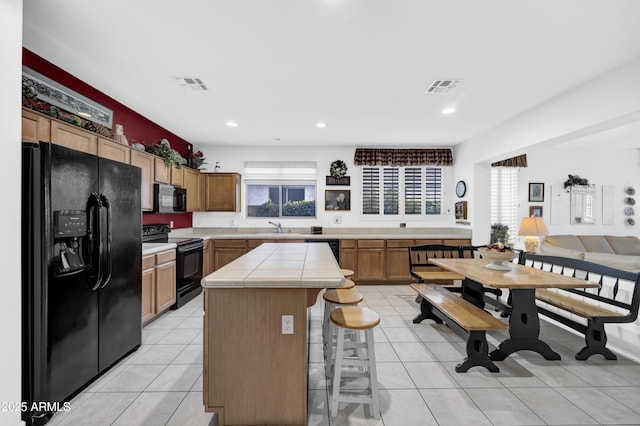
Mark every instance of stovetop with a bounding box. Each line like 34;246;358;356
142;224;203;246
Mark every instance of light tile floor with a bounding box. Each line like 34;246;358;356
49;285;640;425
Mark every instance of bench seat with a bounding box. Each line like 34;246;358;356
536;289;626;319
521;253;640;360
410;283;507;372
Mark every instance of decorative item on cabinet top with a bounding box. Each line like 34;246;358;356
145;139;186;169
22;66;113;129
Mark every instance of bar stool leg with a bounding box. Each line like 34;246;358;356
330;327;346;418
366;328;380;419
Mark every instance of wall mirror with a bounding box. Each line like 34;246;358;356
571;186;596;224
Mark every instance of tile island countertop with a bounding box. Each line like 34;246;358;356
201;242;345;288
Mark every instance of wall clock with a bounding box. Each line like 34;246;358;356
456;180;467;198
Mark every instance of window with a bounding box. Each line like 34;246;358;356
362;166;443;216
245;161;317;218
490;167;518;242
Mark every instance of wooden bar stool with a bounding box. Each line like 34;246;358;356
341;279;355;289
322;289;364;363
329;306;380;419
340;268;355;278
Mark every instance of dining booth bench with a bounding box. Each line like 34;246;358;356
410;283;508;372
520;253;640;360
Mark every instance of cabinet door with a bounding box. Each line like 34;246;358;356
339;240;357;279
357;240;385;281
51;121;98;155
141;266;156;325
154;157;170;184
386;240;415;281
205;173;241;212
198;173;206;211
156;260;177;312
171;164;184;187
213;240;247;270
130;150;155;211
22;108;51;142
98;137;130;163
184;168;201;212
203;240;211;276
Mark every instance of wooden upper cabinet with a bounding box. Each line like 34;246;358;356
154;158;170;184
199;173;206;212
205;173;241;212
22;108;51;142
97;137;130;163
183;167;201;212
130;150;155;211
51;121;98;155
171;164;184;187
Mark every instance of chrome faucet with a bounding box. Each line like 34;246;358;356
268;221;283;233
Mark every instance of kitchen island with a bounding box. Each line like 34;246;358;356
200;242;344;426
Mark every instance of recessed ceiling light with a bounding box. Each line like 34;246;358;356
226;121;238;127
316;122;326;128
442;107;456;115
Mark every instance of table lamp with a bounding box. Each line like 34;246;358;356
518;216;549;253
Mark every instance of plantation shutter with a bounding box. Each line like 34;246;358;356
362;167;380;214
383;167;399;215
424;167;442;215
404;167;422;215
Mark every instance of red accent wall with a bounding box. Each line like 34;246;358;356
142;212;193;229
23;48;194;229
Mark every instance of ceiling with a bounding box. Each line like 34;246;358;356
22;0;640;148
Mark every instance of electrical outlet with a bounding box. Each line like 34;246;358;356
334;215;342;224
169;220;175;228
282;315;294;334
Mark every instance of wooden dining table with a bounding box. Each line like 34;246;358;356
428;258;599;361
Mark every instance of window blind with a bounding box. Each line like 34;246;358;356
424;167;442;215
362;167;380;214
383;167;399;215
404;167;422;215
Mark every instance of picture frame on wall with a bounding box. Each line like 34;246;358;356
528;183;545;202
529;206;543;217
325;190;350;211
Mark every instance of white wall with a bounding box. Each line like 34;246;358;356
194;145;459;230
454;56;640;244
1;1;24;425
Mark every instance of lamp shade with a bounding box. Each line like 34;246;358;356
518;216;549;236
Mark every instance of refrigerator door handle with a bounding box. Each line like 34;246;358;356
88;192;103;291
99;193;112;288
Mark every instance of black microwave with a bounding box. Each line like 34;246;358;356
153;183;187;213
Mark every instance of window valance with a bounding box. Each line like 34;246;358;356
491;154;527;168
353;148;453;166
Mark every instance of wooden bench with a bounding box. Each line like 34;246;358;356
410;283;508;372
409;244;506;323
520;253;640;360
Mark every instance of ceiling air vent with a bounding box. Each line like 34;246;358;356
424;79;462;94
174;77;208;91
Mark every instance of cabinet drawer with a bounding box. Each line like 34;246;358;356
142;255;156;270
340;239;356;249
214;240;247;248
443;239;471;246
386;239;415;248
156;249;176;264
415;239;442;246
357;240;385;248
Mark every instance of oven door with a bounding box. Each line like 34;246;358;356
176;241;204;288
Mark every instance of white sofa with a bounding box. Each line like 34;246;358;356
540;235;640;272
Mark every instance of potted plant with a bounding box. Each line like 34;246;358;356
491;223;510;245
145;139;185;169
563;174;589;190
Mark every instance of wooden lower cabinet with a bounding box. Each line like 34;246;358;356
142;249;177;326
203;240;212;277
213;240;248;270
356;240;386;282
386;240;414;281
338;238;471;284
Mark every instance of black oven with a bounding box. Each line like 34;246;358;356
142;224;204;309
171;238;204;309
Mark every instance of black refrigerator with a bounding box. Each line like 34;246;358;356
22;142;142;425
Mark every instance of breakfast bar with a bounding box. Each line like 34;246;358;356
200;243;344;426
